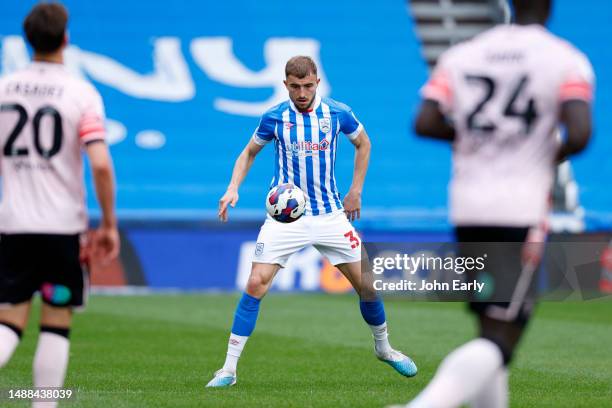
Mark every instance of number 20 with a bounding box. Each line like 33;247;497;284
2;103;63;159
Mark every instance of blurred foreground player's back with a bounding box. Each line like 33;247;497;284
396;0;594;407
0;3;119;407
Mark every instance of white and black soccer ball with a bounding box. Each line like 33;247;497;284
265;183;306;223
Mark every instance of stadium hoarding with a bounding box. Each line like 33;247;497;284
89;227;612;300
89;228;450;291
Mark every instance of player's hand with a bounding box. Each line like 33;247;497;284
219;187;239;222
343;189;361;222
93;225;120;265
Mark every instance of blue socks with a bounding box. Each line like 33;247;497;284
231;292;261;336
360;299;386;326
360;299;393;353
222;293;261;373
230;296;385;339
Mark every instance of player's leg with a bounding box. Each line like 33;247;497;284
406;336;505;408
336;260;388;350
226;261;282;368
314;212;417;377
0;302;31;367
33;304;72;402
335;260;417;377
468;231;534;408
0;234;39;368
206;216;308;388
468;313;528;408
32;233;87;408
206;262;283;388
406;311;529;408
405;227;533;408
469;367;508;408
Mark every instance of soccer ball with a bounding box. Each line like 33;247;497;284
265;183;306;223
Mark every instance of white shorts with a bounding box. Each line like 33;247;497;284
252;210;362;267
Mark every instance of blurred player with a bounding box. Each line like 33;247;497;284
207;56;417;387
393;0;594;407
0;3;119;406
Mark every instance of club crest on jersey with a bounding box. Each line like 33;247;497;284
255;242;264;256
319;118;331;133
284;122;295;130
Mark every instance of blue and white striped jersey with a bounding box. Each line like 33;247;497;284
252;95;363;216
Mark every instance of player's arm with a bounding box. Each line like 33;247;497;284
414;100;456;141
344;129;371;222
557;101;592;163
415;54;455;141
218;138;265;222
86;141;120;262
220;112;275;222
556;52;594;163
80;87;119;263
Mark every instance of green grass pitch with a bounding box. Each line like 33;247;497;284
1;294;611;407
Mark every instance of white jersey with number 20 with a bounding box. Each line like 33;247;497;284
0;62;106;234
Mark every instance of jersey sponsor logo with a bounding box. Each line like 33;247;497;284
288;139;329;156
318;118;331;133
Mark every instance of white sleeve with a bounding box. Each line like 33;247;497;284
78;85;106;145
559;50;595;103
420;52;454;113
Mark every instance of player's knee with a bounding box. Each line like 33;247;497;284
478;313;529;365
245;274;268;296
479;334;515;365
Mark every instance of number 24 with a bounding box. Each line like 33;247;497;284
465;74;538;134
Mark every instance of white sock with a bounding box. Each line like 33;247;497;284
470;367;509;408
370;322;393;354
408;338;503;408
222;333;249;374
0;324;20;367
32;331;70;408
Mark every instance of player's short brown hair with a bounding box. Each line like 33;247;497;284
23;2;68;53
285;56;318;78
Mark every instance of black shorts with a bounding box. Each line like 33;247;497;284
455;226;535;325
0;233;88;308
